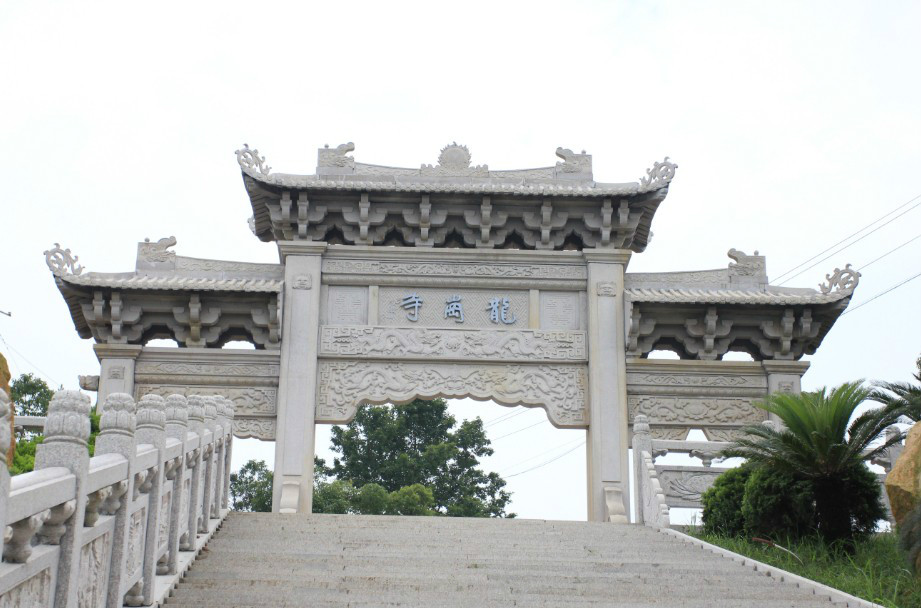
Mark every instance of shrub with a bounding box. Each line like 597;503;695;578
701;463;753;536
741;466;814;539
811;463;885;543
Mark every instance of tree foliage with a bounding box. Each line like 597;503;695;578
10;373;54;417
871;354;921;422
229;459;273;512
327;399;513;517
723;382;900;543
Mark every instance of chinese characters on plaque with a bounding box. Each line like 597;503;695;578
400;294;516;325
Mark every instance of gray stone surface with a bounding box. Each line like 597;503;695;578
164;513;868;607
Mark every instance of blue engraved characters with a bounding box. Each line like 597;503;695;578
400;293;516;325
486;296;516;325
401;293;424;322
444;295;464;323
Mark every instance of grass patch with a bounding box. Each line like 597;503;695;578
693;531;920;608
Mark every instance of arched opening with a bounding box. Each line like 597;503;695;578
646;348;681;360
141;325;178;346
721;350;755;362
221;340;256;350
145;337;180;348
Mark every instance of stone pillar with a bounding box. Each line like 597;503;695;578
94;344;143;411
198;398;218;533
273;241;326;513
762;360;810;425
93;393;137;608
220;397;234;509
34;390;93;608
584;249;632;523
183;396;205;549
631;414;653;525
164;394;188;575
134;394;166;605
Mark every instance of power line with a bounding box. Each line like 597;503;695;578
773;193;921;283
841;271;921;316
504;441;586;478
498;436;585;472
491;419;546;441
0;333;59;385
856;232;921;271
485;408;529;428
778;198;921;285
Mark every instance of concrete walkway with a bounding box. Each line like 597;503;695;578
164;512;851;607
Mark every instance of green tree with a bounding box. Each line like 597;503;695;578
724;382;902;543
327;399;513;517
229;459;273;512
10;373;54;417
9;400;99;475
871;354;921;422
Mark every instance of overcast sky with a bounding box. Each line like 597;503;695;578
1;1;919;521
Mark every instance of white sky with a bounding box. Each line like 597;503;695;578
1;1;919;521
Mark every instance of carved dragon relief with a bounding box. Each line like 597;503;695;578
316;361;588;428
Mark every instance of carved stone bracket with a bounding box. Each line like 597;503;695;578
316;360;588;428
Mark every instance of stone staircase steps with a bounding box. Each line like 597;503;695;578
165;513;849;608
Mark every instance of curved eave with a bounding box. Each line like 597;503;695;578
242;171;671;250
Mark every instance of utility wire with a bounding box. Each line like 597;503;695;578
841;271;921;317
498;436;585;472
491;419;546;441
504;441;586;478
0;333;59;385
778;199;921;285
856;232;921;271
485;408;529;428
773;194;921;283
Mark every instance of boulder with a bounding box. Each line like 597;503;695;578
886;421;921;526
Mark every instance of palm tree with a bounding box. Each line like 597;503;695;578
725;381;904;543
871;355;921;422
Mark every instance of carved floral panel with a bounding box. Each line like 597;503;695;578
233;417;277;441
78;532;112;608
135;362;280;377
323;259;587;280
319;327;586;361
628;395;766;426
126;507;146;581
316;361;588;428
655;467;722;508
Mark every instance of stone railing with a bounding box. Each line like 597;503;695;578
631;415;670;528
0;389;234;607
634;420;904;525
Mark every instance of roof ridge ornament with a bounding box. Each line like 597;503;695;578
235;143;271;176
555;147;592;174
318;142;355;169
638;157;678;192
43;243;83;277
421;143;488;176
139;236;177;263
819;264;860;294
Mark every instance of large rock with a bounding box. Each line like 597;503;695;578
0;352;11;464
886;422;921;526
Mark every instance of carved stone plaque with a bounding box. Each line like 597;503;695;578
378;287;528;328
540;291;580;330
326;286;368;325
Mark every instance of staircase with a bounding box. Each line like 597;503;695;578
165;513;849;607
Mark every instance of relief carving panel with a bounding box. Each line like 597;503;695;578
319;327;586;361
136;385;276;417
655;468;722;508
0;569;52;608
78;532;112;608
126;507;146;580
316;361;588;428
233;417;277;441
628;395;766;426
323;259;587;280
135;362;280;377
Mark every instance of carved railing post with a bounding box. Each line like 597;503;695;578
183;396;205;549
93;392;137;608
199;398;218;533
220;397;235;509
33;389;92;608
211;398;227;519
133;394;166;606
0;391;10;560
164;394;188;573
632;415;653;525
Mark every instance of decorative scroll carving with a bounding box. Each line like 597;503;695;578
291;275;312;290
703;428;747;442
628;395;765;425
158;493;171;551
319;327;587;361
595;282;616;297
323;259;587;280
3;510;50;562
78;532;112;608
37;499;77;545
684;307;732;360
136;362;279;377
235;143;271;176
628;373;760;387
656;469;721;508
316;361;588;427
819;263;860;294
44;242;84;276
638;157;678;191
233;417;276;440
0;568;51;608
